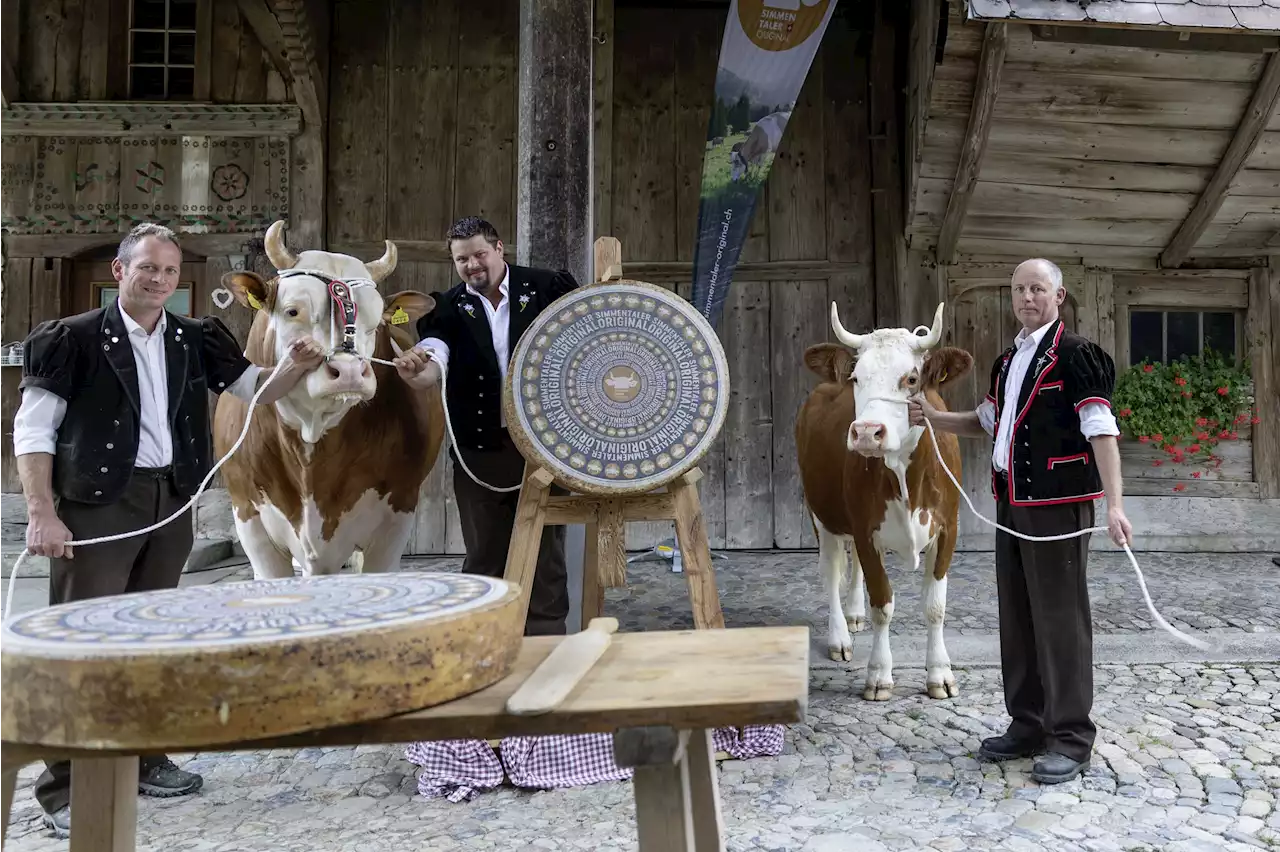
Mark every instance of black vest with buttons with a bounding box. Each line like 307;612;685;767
20;301;252;505
986;320;1117;507
416;264;579;453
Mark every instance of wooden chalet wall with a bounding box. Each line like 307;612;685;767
323;0;910;554
906;3;1280;551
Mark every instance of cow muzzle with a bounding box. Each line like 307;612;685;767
848;420;889;456
316;353;374;399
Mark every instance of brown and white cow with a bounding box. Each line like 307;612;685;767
796;303;972;701
213;221;445;578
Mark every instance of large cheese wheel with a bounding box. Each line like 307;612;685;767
1;572;523;750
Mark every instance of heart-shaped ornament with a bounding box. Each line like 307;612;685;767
211;288;234;310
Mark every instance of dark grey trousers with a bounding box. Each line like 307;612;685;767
35;468;194;814
451;431;569;636
994;475;1097;763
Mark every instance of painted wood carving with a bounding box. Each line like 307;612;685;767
0;135;290;234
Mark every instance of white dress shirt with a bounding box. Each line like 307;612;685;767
13;302;262;465
417;266;510;426
976;320;1119;473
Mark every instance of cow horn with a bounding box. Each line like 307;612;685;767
830;302;865;350
264;220;299;271
909;303;945;351
365;240;398;283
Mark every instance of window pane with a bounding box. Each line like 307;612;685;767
1203;311;1236;361
132;31;165;64
168;66;195;98
168;32;196;64
1130;310;1163;365
1167;311;1199;363
169;0;198;29
130;65;166;99
132;0;167;28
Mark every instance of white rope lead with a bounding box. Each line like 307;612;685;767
917;414;1211;651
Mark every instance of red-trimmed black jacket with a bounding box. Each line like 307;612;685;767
986;320;1117;506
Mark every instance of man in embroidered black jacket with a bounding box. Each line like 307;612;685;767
392;216;578;636
910;258;1134;785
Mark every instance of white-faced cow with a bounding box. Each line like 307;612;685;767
729;111;790;182
796;303;972;701
214;221;445;578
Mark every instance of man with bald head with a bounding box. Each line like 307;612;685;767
910;258;1133;784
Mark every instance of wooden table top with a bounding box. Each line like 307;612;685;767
3;626;810;766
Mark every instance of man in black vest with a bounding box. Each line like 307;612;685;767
909;258;1133;785
15;223;324;836
392;216;578;636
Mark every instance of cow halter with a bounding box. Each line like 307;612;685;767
276;268;377;355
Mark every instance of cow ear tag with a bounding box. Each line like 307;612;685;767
247;293;264;311
391;306;410;325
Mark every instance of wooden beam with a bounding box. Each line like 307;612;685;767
936;22;1007;265
1253;262;1280;498
270;0;325;123
1161;52;1280;269
3;232;264;259
904;0;941;226
1;0;18;106
593;0;615;240
236;0;294;82
269;0;327;251
869;0;906;327
0;103;302;136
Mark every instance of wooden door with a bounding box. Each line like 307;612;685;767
70;261;207;317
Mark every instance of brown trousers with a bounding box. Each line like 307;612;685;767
35;468;194;814
451;432;569;636
994;475;1097;763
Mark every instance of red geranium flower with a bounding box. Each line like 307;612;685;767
1192;471;1201;479
1230;431;1239;440
1175;377;1188;387
1196;417;1208;427
1152;460;1163;467
1182;391;1193;398
1120;408;1132;417
1252;416;1261;425
1219;430;1230;439
1189;444;1201;453
1153;433;1163;441
1143;364;1154;373
1139;435;1150;443
1217;386;1229;396
1173;483;1186;492
1196;432;1209;441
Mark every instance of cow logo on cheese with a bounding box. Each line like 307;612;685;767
738;0;830;52
602;365;642;403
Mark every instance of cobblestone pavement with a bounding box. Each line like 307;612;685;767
4;551;1278;851
6;662;1279;851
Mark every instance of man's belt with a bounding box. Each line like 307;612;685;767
133;466;173;480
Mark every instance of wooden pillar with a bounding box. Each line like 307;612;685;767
516;0;594;285
868;0;904;328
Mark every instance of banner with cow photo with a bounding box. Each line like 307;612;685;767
690;0;839;330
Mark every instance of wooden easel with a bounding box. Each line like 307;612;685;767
502;238;726;632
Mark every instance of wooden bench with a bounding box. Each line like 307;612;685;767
2;625;809;852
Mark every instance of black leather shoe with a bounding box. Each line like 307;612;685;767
978;733;1043;761
138;759;203;798
1031;751;1090;784
41;805;70;839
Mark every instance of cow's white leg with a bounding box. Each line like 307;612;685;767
235;515;294;580
922;539;958;699
844;545;867;633
357;513;415;573
815;516;853;662
864;597;895;701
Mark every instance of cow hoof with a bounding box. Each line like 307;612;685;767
828;645;854;662
927;680;959;699
845;614;867;633
863;684;894;701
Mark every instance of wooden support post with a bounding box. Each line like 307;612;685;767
614;726;723;852
503;466;557;627
1161;53;1280;269
69;757;138;852
597;499;628;588
581;520;605;624
2;766;17;846
936;22;1007;265
517;0;594;285
1251;263;1280;498
670;471;725;630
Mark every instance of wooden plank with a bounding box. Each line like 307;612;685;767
721;284;771;549
452;0;518;237
868;0;903;327
234;10;270;103
236;0;292;82
917;179;1195;227
937;22;1006;265
768;47;825;263
1;103;304;136
1162;53;1280;268
387;0;458;242
77;0;108;99
1;257;34;493
672;10;718;263
1113;276;1249;309
770;280;824;549
824;25;872;268
1092;269;1115;357
1;0;17;105
1123;479;1260;499
211;0;245;104
1253;263;1280;498
676;280;724;549
68;757;137;850
593;0;615;241
943;216;1181;250
905;0;941;226
105;0;127;99
920;152;1233;196
5;627;811;759
4;232;262;259
194;0;213;101
1121;440;1254;483
23;0;61;101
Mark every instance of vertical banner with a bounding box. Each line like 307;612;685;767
690;0;839;329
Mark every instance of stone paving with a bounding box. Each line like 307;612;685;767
4;551;1279;851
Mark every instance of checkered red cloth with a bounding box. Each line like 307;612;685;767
404;725;786;802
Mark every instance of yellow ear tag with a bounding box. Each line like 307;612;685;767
940;371;948;382
246;293;263;311
391;306;410;325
